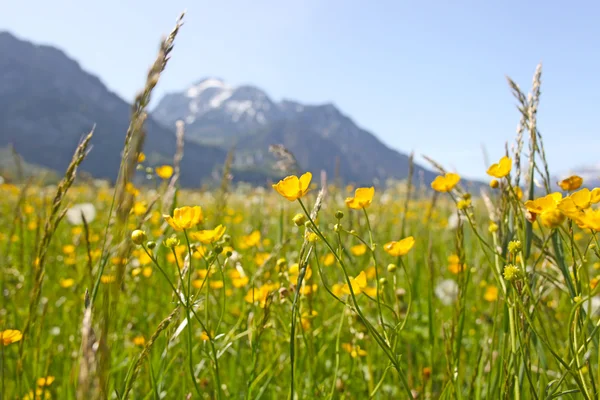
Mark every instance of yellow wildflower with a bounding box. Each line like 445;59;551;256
350;243;367;256
384;236;415;257
486;156;512;178
342;271;377;297
59;278;75;288
483;285;499;302
345;187;375;210
133;336;146;346
36;376;55;387
272;172;312;201
191;225;226;244
524;193;565;228
342;343;367;358
163;206;204;231
431;173;460;192
240;231;261;249
155;165;174;179
559;175;583;191
0;329;23;345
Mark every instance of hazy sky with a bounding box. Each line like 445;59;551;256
1;1;599;178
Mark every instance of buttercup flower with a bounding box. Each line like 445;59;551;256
163;206;204;231
486;156;512;178
559;175;583;191
342;271;377;297
524;193;565;228
36;376;55;387
431;173;460;192
483;285;499;302
192;225;226;244
272;172;312;201
1;329;23;345
558;188;600;220
342;343;367;358
345;187;375;210
155;165;174;179
384;236;415;257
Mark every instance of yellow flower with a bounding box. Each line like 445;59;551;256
254;252;270;266
350;243;367;256
342;271;377;297
384;236;415;257
163;206;204;231
210;280;224;289
60;278;75;288
101;275;116;284
132;201;147;216
342;343;367;358
272;172;312;201
483;285;499;302
558;188;600;221
289;263;312;285
559;175;583;191
524;193;565;228
447;254;466;274
457;198;471;210
133;336;146;346
431;173;460;192
232;275;249;288
239;231;261;249
191;225;226;244
575;209;600;231
345;187;375;210
62;244;75;255
155;165;174;179
36;376;55;387
137;152;146;163
322;253;336;267
1;329;23;345
486;156;512;178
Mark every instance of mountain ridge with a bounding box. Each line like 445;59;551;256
0;31;225;187
152;77;439;185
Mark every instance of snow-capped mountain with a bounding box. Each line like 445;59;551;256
152;78;441;185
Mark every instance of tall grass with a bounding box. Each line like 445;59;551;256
0;16;598;400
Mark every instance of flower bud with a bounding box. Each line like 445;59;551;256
379;277;387;286
335;210;344;219
131;230;147;245
147;241;156;249
214;245;223;255
293;213;306;226
489;179;499;189
165;237;179;249
334;223;342;233
222;234;231;243
387;263;397;273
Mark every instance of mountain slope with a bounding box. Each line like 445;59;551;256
153;78;438;185
0;32;225;187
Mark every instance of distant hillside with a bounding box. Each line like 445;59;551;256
153;78;439;185
0;32;225;187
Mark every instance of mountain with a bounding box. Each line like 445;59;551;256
0;32;225;187
153;78;438;185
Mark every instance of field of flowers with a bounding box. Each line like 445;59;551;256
2;15;600;400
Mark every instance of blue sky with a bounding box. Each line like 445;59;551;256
1;1;599;178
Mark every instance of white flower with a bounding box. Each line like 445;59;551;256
66;203;96;225
435;279;459;306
